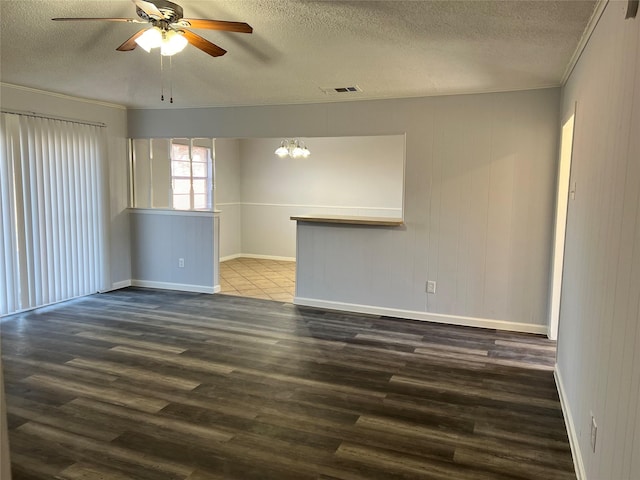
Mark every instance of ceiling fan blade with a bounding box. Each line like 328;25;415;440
116;30;146;51
52;17;141;23
132;0;164;19
181;19;253;33
182;30;227;57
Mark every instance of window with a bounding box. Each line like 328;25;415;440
129;138;214;210
171;141;212;210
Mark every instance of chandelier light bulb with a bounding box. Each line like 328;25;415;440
292;142;304;158
275;141;289;157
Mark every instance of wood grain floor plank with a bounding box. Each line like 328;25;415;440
17;422;194;479
356;415;573;470
75;330;188;353
390;374;561;409
109;345;235;375
7;403;121;442
454;447;576;480
69;397;235;443
4;356;119;384
75;375;259;422
66;357;201;391
21;374;169;413
335;442;516;480
8;447;75;479
57;463;136;480
112;430;318;480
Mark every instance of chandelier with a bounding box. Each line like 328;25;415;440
275;139;311;158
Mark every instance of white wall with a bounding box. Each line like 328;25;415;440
1;83;131;290
239;136;403;208
556;2;640;479
128;87;559;332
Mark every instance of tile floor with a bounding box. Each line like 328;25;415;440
219;257;296;302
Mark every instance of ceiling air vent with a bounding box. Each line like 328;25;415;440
320;85;363;95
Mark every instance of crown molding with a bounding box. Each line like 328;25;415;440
561;0;609;85
0;82;127;110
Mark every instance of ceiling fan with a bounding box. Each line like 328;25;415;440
52;0;253;58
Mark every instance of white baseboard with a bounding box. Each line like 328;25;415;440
293;297;548;335
220;253;243;262
108;280;132;291
131;280;215;294
214;285;221;293
220;254;296;262
555;367;586;480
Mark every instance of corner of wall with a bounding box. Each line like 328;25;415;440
554;366;586;480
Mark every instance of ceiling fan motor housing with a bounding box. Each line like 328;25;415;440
136;0;183;23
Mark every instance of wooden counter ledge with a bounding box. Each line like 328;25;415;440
290;214;404;226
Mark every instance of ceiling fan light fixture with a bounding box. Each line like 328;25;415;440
161;30;188;56
135;26;163;52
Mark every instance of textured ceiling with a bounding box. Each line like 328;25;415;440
0;0;597;109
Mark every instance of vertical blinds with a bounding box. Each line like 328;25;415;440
0;112;109;316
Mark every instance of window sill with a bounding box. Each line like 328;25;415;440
128;208;218;217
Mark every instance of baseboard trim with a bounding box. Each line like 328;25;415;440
108;280;132;291
131;280;215;294
220;254;243;262
221;254;296;262
554;367;586;480
293;297;548;334
213;285;221;293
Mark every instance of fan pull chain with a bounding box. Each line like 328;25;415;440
170;56;174;104
160;53;165;102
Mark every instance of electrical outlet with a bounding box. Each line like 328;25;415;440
427;281;436;294
590;414;597;453
178;258;185;268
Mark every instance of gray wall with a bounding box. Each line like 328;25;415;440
129;210;215;292
129;87;560;332
214;138;242;259
557;2;640;479
1;83;131;290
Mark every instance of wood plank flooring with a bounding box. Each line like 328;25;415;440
0;288;575;480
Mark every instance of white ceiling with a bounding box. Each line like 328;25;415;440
0;0;597;109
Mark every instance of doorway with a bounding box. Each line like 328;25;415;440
549;109;575;340
219;258;296;302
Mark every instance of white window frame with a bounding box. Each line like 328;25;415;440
170;139;213;211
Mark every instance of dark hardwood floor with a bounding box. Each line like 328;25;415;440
0;288;575;479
